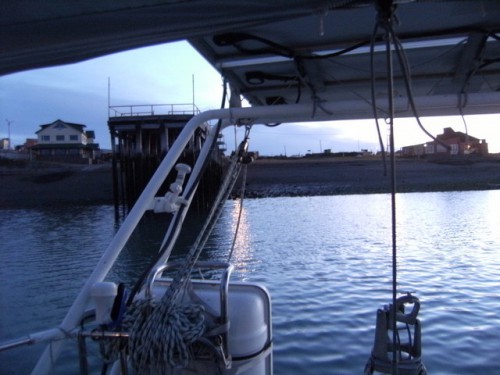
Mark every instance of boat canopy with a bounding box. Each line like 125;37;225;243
2;1;500;118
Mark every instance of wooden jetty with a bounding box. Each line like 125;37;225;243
108;103;226;213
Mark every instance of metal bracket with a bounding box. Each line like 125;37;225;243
150;163;191;213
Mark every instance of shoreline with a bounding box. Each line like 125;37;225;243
0;163;115;209
1;157;500;209
238;156;500;198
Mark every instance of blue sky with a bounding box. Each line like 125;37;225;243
1;41;499;155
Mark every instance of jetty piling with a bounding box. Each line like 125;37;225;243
108;104;225;213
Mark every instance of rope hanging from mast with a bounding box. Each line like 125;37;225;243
377;0;400;371
365;2;426;374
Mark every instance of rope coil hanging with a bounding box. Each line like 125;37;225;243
366;2;426;374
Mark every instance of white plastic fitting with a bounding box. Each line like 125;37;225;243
152;163;191;213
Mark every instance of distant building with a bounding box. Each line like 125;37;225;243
401;127;488;157
31;119;100;163
0;138;9;150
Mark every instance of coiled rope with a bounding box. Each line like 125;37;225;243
125;298;206;373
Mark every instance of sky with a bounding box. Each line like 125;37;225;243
1;40;499;156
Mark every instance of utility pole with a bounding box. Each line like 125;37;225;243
5;119;14;150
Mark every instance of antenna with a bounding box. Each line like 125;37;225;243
192;74;195;114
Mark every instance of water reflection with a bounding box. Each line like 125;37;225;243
224;200;256;278
1;190;500;374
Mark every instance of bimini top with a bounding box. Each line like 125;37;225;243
2;1;500;118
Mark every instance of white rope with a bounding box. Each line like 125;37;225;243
125;299;205;373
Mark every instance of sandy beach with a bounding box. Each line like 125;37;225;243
1;157;499;209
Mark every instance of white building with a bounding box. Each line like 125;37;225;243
32;119;100;163
0;138;9;150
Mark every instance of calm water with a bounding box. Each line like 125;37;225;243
1;191;500;374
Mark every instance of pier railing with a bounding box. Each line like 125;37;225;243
109;103;199;117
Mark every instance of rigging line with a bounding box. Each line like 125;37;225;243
176;139;249;276
178;125;253;275
478;69;499;92
147;142;246;313
383;22;399;375
458;35;488;100
424;70;450;96
375;0;399;371
218;32;371;61
458;97;469;142
388;25;451;151
293;57;331;118
323;70;389;116
322;35;465;73
295;79;302;104
226;125;252;262
181;155;243;271
369;21;388;176
410;38;467;69
478;57;500;69
325;56;382;74
191;126;251;250
222;33;294;58
302;40;371;60
126;79;228;306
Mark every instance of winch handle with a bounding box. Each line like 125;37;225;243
395;294;420;325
